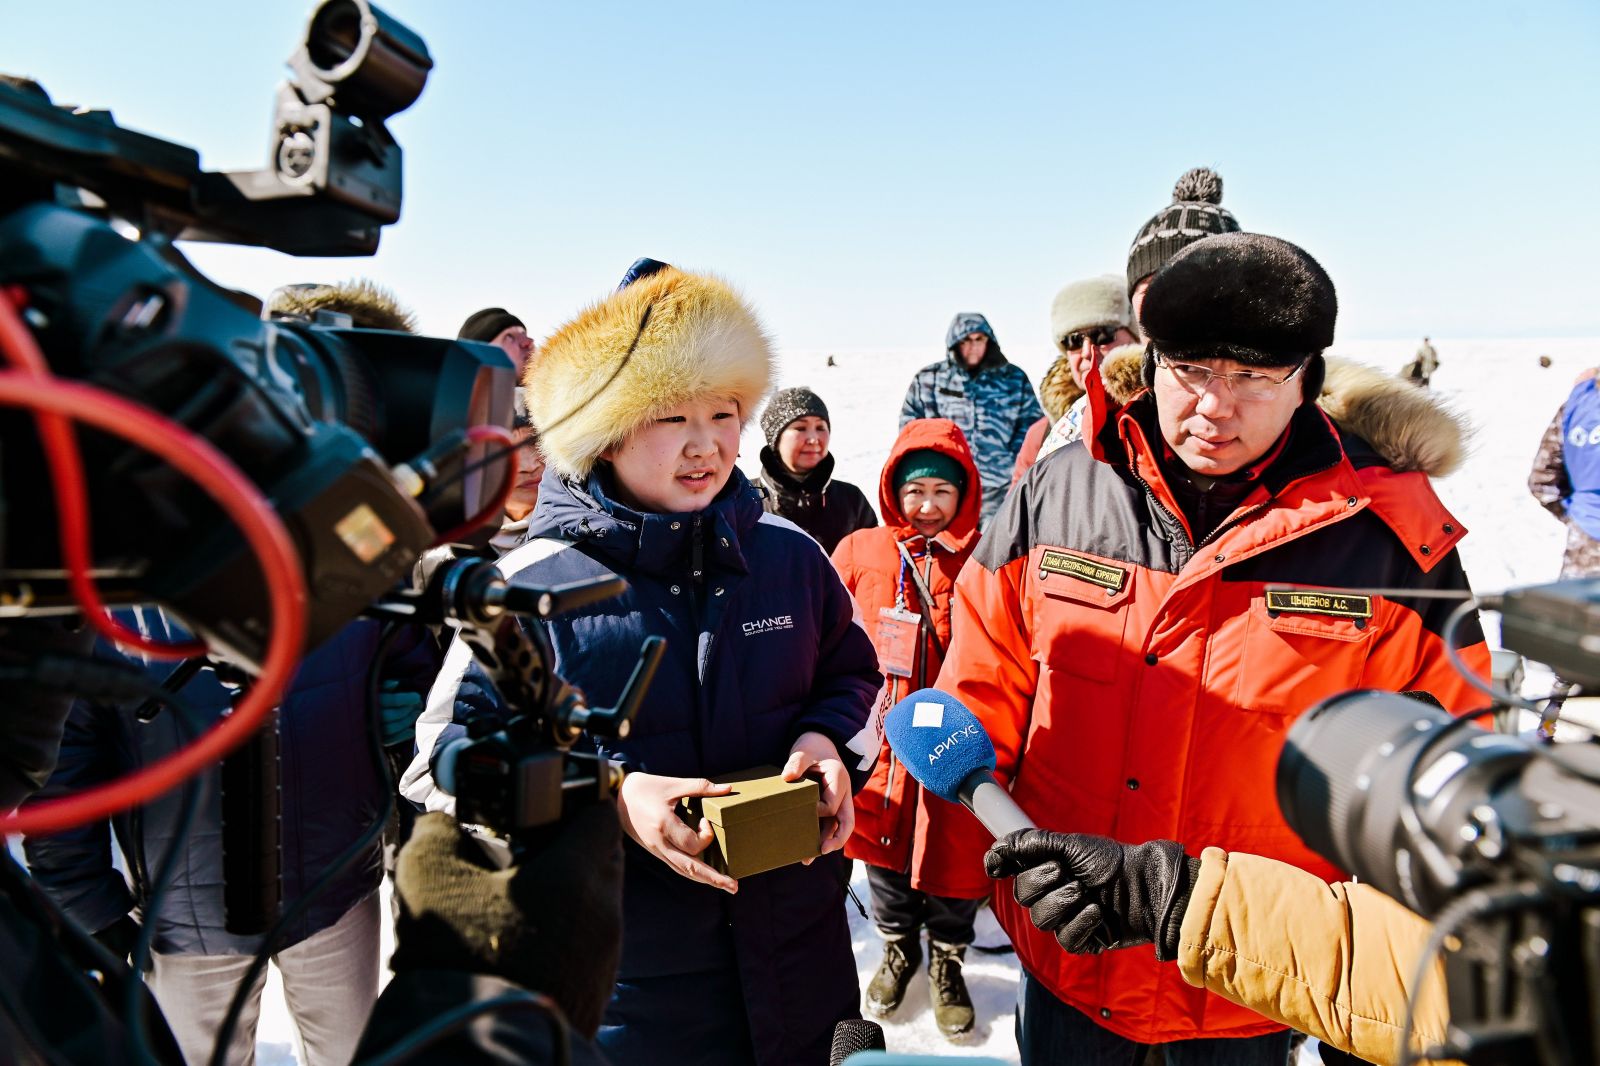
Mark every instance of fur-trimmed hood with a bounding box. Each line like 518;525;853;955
1040;343;1145;423
265;278;417;332
525;267;773;479
1316;357;1468;477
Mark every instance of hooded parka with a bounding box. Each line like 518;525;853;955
831;418;988;875
418;466;881;1066
900;314;1044;526
917;362;1492;1045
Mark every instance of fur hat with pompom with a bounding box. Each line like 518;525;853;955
525;267;773;479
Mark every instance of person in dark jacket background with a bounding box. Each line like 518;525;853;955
22;608;440;1066
899;313;1043;527
755;386;877;553
407;265;881;1066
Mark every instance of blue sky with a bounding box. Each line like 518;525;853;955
7;2;1597;363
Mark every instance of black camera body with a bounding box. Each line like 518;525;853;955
0;1;515;668
1278;581;1600;1065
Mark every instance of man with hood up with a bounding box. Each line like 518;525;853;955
918;233;1492;1065
900;313;1043;527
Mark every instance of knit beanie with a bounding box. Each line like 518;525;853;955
1051;275;1132;351
1126;168;1241;296
1139;233;1335;400
760;387;830;448
894;449;967;493
458;307;525;343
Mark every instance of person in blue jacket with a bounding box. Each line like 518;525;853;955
406;264;882;1065
22;607;440;1066
900;312;1043;528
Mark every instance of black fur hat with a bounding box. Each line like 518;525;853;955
1139;233;1335;398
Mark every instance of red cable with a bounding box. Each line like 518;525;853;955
430;423;519;546
0;290;205;658
0;372;307;835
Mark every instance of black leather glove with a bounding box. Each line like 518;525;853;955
390;804;623;1038
984;830;1200;961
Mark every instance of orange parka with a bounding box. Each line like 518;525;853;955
915;374;1492;1045
832;418;987;874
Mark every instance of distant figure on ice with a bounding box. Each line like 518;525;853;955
900;312;1043;527
1403;336;1439;387
827;353;837;367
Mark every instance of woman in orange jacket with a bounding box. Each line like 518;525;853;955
831;417;992;1040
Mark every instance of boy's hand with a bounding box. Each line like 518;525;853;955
616;772;738;893
784;731;853;860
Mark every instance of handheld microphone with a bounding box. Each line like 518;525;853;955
884;688;1034;839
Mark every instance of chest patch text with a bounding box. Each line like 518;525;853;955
1040;550;1128;592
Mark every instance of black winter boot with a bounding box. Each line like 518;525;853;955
928;940;974;1039
864;935;921;1018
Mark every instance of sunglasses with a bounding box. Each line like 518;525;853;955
1062;326;1121;352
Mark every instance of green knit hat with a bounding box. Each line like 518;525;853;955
894;449;966;493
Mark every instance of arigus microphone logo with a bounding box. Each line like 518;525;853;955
912;701;979;766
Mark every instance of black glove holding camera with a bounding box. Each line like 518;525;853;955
389;805;624;1038
984;830;1200;961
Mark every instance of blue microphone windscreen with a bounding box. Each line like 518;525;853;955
883;688;996;803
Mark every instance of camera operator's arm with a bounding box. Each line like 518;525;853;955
987;831;1451;1066
360;805;623;1064
1180;847;1450;1066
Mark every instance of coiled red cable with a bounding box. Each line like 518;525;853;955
0;287;205;658
0;348;308;834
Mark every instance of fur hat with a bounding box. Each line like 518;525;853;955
458;307;525;343
1051;275;1131;351
1126;167;1241;296
760;386;830;448
266;278;416;333
1139;233;1335;399
525;267;773;479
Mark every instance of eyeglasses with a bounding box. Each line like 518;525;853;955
1154;352;1307;402
1062;327;1121;352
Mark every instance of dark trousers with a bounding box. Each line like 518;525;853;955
865;864;981;946
1016;972;1292;1066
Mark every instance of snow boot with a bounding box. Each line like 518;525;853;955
929;940;975;1039
864;934;921;1018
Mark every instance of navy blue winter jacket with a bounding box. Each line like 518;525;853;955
22;609;440;955
419;466;881;1065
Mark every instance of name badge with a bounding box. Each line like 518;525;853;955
876;607;922;678
1039;550;1128;592
1265;589;1373;620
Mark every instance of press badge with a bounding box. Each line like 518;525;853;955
876;607;922;678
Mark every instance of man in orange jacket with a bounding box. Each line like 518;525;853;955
916;233;1491;1065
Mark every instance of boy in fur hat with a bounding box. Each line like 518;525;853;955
921;232;1491;1066
1013;275;1140;483
755;386;877;553
409;266;880;1065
